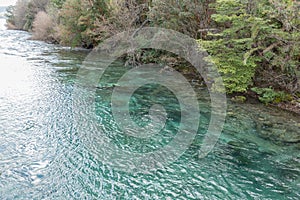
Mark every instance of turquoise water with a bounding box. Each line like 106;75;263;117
0;21;299;199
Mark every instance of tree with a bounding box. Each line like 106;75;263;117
58;0;110;47
5;6;16;29
24;0;50;30
149;0;215;39
199;0;300;94
5;0;50;31
13;0;29;30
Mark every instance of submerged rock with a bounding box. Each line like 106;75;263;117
255;116;300;144
224;102;300;145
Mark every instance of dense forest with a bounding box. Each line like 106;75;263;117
5;0;300;109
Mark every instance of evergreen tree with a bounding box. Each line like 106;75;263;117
199;0;300;94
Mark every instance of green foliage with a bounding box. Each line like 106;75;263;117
254;0;300;93
83;0;111;45
58;0;85;47
50;0;66;8
58;0;110;47
5;0;299;100
251;87;292;104
23;1;36;30
198;0;300;94
198;0;261;93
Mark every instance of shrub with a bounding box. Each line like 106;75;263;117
32;11;54;41
148;0;215;39
198;0;300;93
58;0;110;47
24;0;50;31
57;0;85;46
251;87;292;104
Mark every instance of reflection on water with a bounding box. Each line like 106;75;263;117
0;19;299;199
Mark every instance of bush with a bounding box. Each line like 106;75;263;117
32;11;54;41
251;87;292;104
198;0;300;93
57;0;85;46
23;0;50;31
149;0;215;39
58;0;110;47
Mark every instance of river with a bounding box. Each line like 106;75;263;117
0;18;299;199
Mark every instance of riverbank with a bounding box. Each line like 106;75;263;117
273;101;300;115
229;92;300;115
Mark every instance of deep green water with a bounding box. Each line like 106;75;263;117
0;20;299;199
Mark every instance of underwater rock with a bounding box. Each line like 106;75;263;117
256;120;300;144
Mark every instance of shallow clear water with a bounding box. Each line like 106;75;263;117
0;20;299;199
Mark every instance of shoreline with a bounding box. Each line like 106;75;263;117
3;20;300;116
229;92;300;116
